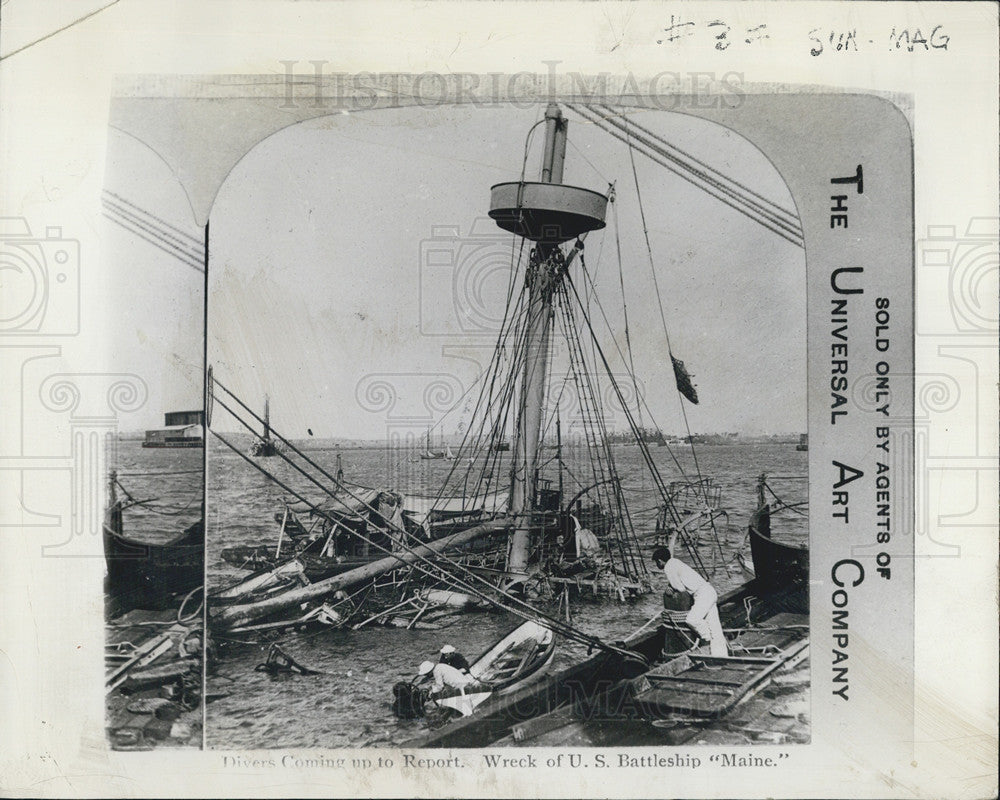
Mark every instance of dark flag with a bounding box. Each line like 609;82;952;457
671;355;699;404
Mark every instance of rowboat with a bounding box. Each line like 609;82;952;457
392;620;556;720
749;507;808;597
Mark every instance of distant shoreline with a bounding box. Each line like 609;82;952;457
117;434;804;449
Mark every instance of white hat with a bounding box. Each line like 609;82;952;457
417;660;435;676
440;644;456;654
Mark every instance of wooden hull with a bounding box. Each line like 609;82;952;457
747;504;809;608
103;502;203;616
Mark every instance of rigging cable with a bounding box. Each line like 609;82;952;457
621;106;713;515
566;105;803;248
561;268;711;578
581;104;803;242
597;104;798;228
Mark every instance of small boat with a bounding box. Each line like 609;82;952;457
392;620;555;719
417;428;446;460
103;478;204;617
630;620;809;720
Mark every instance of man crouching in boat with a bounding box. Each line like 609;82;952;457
651;546;728;657
417;659;477;696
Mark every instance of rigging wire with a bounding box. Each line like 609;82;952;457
567;104;803;248
597;105;798;225
568;242;695;491
620;108;713;513
554;283;645;579
609;185;646;435
561;268;710;578
582;104;803;241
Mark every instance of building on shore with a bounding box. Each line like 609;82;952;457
142;410;204;448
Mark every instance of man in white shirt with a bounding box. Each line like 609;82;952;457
417;660;476;696
651;546;728;656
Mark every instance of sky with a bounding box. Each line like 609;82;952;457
105;102;805;439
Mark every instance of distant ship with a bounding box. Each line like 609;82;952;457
418;427;445;460
142;410;204;448
250;395;280;457
796;433;808;451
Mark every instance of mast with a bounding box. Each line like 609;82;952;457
507;104;568;576
263;394;271;441
488;103;607;580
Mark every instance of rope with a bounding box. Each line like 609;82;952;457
115;469;203;477
762;481;810;517
554;284;646;580
621;113;712;516
598;105;802;240
177;586;204;624
561;271;711;579
566;250;693;503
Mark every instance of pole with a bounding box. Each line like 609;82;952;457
556;410;563;509
212;518;512;629
508;103;568;578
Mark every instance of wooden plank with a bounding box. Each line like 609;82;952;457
647;665;758;683
657;675;750;689
688;654;778;665
105;624;186;691
511;707;577;743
